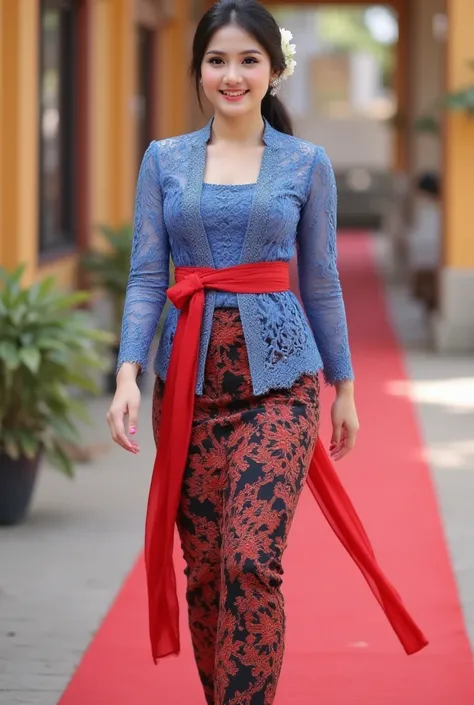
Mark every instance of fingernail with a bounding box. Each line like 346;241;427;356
130;427;136;435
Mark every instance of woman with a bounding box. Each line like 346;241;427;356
107;1;427;702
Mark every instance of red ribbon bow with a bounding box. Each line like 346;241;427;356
144;262;428;662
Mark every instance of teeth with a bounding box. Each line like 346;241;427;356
222;91;247;96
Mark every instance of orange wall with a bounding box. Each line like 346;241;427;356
0;0;194;288
4;0;471;284
444;0;474;268
0;1;39;283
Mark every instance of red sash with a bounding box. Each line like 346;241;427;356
144;262;428;662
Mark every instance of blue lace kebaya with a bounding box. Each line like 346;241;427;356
117;118;354;396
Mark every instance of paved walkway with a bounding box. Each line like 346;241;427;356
1;234;473;704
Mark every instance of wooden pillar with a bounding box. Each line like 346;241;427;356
443;0;474;270
76;0;92;258
393;0;411;172
156;0;192;138
435;0;474;351
89;0;112;242
89;0;136;239
109;0;137;226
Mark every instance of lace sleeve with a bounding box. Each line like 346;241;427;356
296;147;354;385
116;142;170;374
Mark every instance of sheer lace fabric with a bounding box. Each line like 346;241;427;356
117;119;354;395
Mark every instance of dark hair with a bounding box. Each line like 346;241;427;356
416;171;440;198
191;0;294;136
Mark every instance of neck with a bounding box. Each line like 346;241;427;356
210;111;265;146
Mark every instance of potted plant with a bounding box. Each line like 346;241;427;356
413;59;474;137
81;224;132;391
414;114;440;136
81;223;134;338
0;265;113;525
443;59;474;117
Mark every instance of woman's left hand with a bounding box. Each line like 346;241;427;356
329;382;359;461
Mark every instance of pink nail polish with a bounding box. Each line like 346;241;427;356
130;427;136;435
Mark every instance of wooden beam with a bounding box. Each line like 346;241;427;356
393;0;410;171
205;0;401;6
443;0;474;269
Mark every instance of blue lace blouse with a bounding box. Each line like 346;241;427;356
117;118;354;396
201;182;253;308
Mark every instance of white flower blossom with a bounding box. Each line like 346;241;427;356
280;27;297;80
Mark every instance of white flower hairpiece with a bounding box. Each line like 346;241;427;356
270;27;297;96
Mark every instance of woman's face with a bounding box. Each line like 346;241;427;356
201;24;275;119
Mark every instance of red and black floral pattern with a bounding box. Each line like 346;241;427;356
152;309;320;705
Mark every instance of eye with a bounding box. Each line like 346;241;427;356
243;57;258;64
208;57;224;65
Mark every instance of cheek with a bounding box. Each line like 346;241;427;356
247;65;272;91
201;65;220;92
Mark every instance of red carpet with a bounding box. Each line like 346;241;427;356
59;233;474;704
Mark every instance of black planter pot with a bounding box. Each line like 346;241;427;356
0;452;42;526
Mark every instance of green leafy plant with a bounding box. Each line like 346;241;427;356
443;59;474;116
414;59;474;136
81;223;133;337
414;114;441;136
82;222;174;343
0;266;114;477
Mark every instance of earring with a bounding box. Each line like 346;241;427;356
270;78;281;96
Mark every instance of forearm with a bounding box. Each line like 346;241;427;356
335;378;354;397
116;268;168;375
302;285;354;385
117;362;140;386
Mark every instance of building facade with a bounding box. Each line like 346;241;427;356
0;0;206;289
1;0;474;350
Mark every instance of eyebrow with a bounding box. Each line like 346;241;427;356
205;49;263;56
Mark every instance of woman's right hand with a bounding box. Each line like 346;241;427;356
106;364;141;453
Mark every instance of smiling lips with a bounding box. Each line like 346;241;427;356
220;89;249;101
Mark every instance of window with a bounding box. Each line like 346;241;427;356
38;0;77;255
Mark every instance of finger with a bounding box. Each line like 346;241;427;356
108;409;139;453
345;427;357;451
333;429;357;461
127;403;139;436
126;405;140;452
332;443;349;461
330;423;342;448
112;411;136;452
106;412;118;444
330;429;346;455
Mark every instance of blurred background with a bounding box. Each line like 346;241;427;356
1;3;474;702
1;0;473;348
1;0;474;521
1;2;474;517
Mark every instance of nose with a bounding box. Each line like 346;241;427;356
223;64;243;85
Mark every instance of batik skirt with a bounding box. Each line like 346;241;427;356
152;308;320;705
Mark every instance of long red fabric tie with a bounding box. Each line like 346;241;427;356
144;261;428;663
